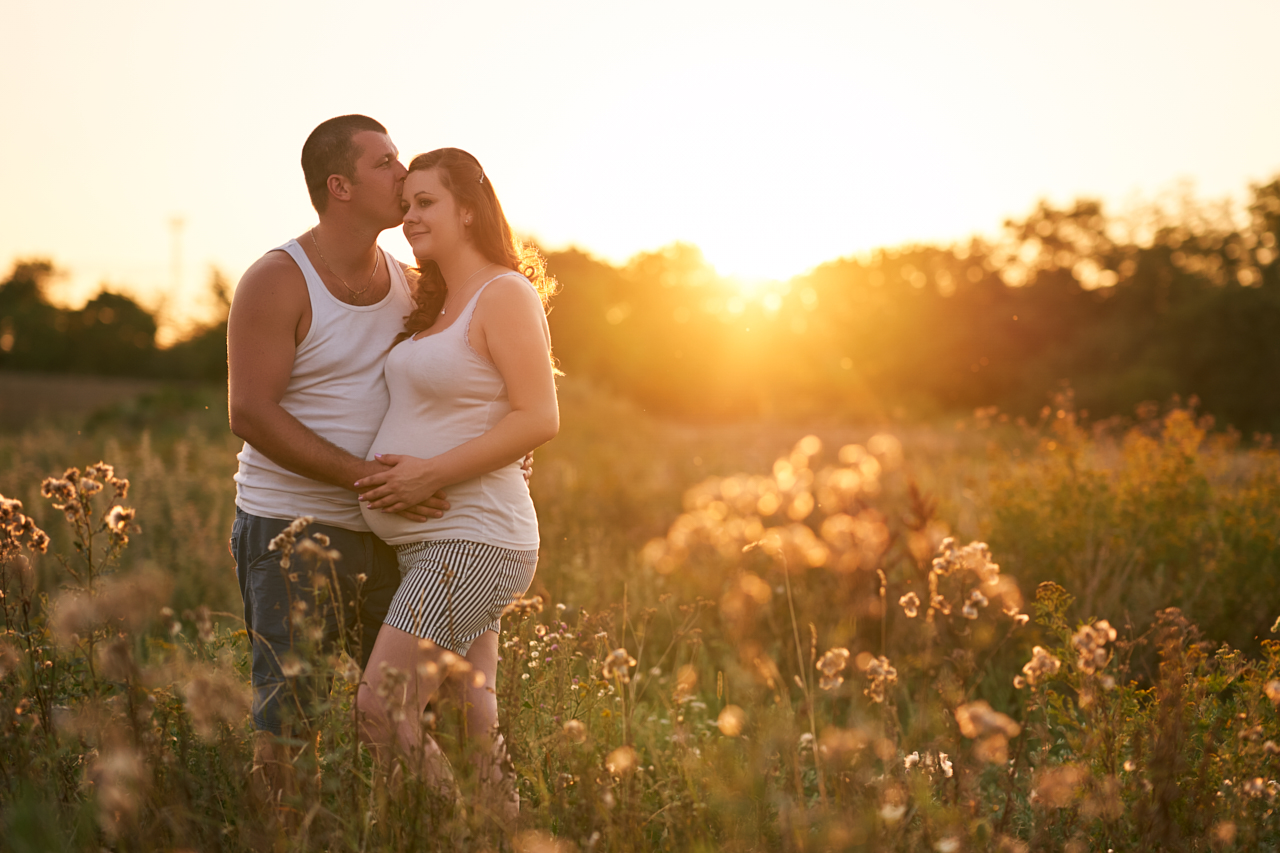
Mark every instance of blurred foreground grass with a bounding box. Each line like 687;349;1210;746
1;376;1279;851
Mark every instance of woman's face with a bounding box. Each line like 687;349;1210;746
401;168;468;261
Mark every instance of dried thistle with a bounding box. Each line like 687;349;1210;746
601;648;637;683
857;653;897;703
183;666;252;740
1014;645;1062;689
267;516;315;569
816;647;851;690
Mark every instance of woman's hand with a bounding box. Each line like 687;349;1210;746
355;454;447;514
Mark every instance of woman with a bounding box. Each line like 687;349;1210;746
352;148;558;819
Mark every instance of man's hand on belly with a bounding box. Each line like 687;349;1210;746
395;492;450;522
357;458;450;521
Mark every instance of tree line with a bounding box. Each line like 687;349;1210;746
2;177;1278;432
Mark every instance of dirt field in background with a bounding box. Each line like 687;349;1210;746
0;371;164;429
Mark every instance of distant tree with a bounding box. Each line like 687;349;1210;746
0;259;69;372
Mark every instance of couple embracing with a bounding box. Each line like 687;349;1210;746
227;114;558;824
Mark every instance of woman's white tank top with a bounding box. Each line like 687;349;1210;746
361;273;539;549
234;239;414;531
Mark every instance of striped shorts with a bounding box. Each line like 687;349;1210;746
384;539;538;654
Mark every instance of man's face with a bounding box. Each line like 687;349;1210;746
347;131;408;229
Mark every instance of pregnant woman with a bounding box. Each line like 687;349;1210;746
352;148;558;820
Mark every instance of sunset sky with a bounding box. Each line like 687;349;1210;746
3;0;1278;336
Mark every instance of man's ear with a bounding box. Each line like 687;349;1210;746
326;173;353;204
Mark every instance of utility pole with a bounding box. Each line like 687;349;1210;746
169;215;185;294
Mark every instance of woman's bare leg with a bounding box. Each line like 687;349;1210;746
449;630;518;823
357;624;455;793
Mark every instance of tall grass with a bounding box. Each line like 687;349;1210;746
1;378;1278;851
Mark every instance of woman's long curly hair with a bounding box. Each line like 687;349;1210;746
395;148;557;344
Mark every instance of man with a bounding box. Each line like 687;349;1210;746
227;114;445;815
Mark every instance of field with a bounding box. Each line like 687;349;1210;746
2;374;1280;852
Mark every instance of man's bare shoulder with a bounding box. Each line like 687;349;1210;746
232;248;309;309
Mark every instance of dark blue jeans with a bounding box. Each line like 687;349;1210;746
231;508;400;734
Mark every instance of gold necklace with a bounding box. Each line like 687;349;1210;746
439;262;496;316
309;227;380;301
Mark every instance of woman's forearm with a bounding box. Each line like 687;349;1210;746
419;407;559;489
358;405;558;510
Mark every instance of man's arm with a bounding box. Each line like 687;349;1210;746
227;251;445;518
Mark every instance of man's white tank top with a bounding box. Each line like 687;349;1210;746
361;273;539;550
234;239;414;531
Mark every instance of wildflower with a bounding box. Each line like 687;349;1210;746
898;592;920;618
513;830;577;853
97;637;137;682
604;745;637;776
816;647;851;690
937;752;954;778
962;601;979;620
190;605;214;643
0;495;50;561
267;516;314;569
601;647;637;683
879;802;906;823
954;700;1021;739
1264;680;1280;705
956;700;1021;765
1264;740;1280;755
1072;619;1117;674
335;652;361;684
280;656;305;679
1212;823;1238;846
878;785;908;823
376;662;409;723
931;594;952;616
562;719;588;743
1017;646;1062;688
934;838;961;853
88;746;148;837
1034;764;1087;808
904;751;920;770
292;536;341;563
0;641;19;680
817;726;867;763
860;653;901;701
183;667;251;740
502;595;544;618
1242;777;1267;797
40;477;77;509
716;705;746;737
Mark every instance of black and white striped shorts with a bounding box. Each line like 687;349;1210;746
384;539;538;654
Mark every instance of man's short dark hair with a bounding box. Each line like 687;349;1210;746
301;115;388;214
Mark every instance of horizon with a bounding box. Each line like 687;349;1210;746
3;0;1279;339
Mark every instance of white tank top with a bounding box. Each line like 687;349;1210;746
361;273;539;549
234;239;414;531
